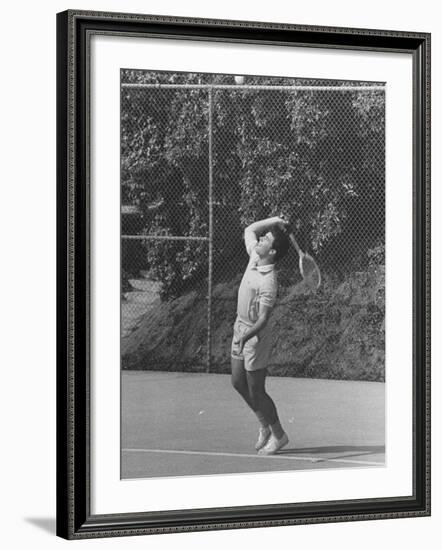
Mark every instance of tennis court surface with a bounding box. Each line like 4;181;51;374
122;371;385;479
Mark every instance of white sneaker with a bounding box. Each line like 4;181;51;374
258;432;289;455
255;427;271;451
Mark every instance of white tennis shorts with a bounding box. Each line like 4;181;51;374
230;317;272;371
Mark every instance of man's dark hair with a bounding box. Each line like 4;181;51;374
269;225;290;263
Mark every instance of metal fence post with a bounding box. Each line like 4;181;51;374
207;87;213;373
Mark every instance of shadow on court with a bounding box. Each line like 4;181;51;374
122;371;385;479
279;445;385;455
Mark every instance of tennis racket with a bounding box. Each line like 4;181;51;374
288;233;321;290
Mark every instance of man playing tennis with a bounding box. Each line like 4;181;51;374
231;216;291;455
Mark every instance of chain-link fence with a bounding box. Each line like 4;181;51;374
121;72;385;378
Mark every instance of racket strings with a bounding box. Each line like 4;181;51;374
300;254;321;289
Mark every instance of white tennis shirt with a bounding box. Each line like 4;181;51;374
236;231;278;326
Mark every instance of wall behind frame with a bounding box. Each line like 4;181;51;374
0;0;438;549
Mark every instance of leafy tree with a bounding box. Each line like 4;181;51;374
121;70;385;297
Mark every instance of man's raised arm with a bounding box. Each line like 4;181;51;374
244;216;289;253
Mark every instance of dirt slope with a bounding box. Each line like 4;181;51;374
122;267;385;381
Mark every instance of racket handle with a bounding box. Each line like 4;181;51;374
288;233;303;256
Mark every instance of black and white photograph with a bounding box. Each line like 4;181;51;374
120;69;386;479
52;6;431;542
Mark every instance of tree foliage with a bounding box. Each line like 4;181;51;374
121;71;385;298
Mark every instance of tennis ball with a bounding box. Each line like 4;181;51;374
234;76;245;85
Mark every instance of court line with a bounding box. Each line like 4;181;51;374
122;448;384;467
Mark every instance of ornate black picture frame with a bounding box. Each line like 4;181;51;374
56;9;430;540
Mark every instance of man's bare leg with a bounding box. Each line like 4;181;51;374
231;357;269;428
245;368;283;435
246;369;288;455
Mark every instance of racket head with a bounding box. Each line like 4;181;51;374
300;253;321;290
